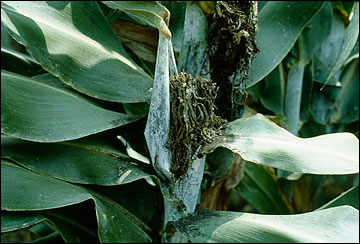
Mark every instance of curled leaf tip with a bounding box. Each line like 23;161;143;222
160;21;172;39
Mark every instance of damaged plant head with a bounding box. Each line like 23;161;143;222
167;72;225;180
207;1;259;120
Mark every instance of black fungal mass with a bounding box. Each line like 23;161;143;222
207;1;259;120
167;72;224;180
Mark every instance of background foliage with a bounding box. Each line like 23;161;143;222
1;1;359;243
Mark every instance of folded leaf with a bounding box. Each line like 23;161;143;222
202;114;359;174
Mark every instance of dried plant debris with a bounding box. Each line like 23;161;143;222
207;1;259;120
167;72;224;180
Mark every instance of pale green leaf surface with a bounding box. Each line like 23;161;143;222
173;206;359;243
1;71;143;142
237;163;293;214
1;211;47;233
245;2;325;88
324;2;359;88
1;135;155;185
202;114;359;174
0;1;152;102
1;160;151;242
103;1;171;39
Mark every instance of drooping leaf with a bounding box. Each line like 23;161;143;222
103;1;171;39
236;163;294;214
1;135;155;185
245;2;325;88
323;2;359;88
1;1;152;103
173;206;359;243
1;71;143;142
1;211;47;233
202;114;359;174
1;160;152;242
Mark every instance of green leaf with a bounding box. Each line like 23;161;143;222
202;114;359;174
1;160;92;211
312;12;345;86
245;2;325;88
237;163;293;214
1;1;152;103
284;60;305;135
330;58;359;124
160;1;187;53
103;1;171;39
1;211;47;233
42;202;100;243
1;135;155;185
1;160;152;242
1;47;43;76
1;71;143;142
260;63;285;115
317;186;359;210
173;206;359;243
301;2;332;60
177;2;209;76
323;2;359;88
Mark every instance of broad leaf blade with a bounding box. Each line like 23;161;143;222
2;134;154;185
1;160;152;242
173;206;359;243
1;160;92;211
245;2;325;88
1;135;155;185
1;71;143;142
202;114;359;174
1;1;152;103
